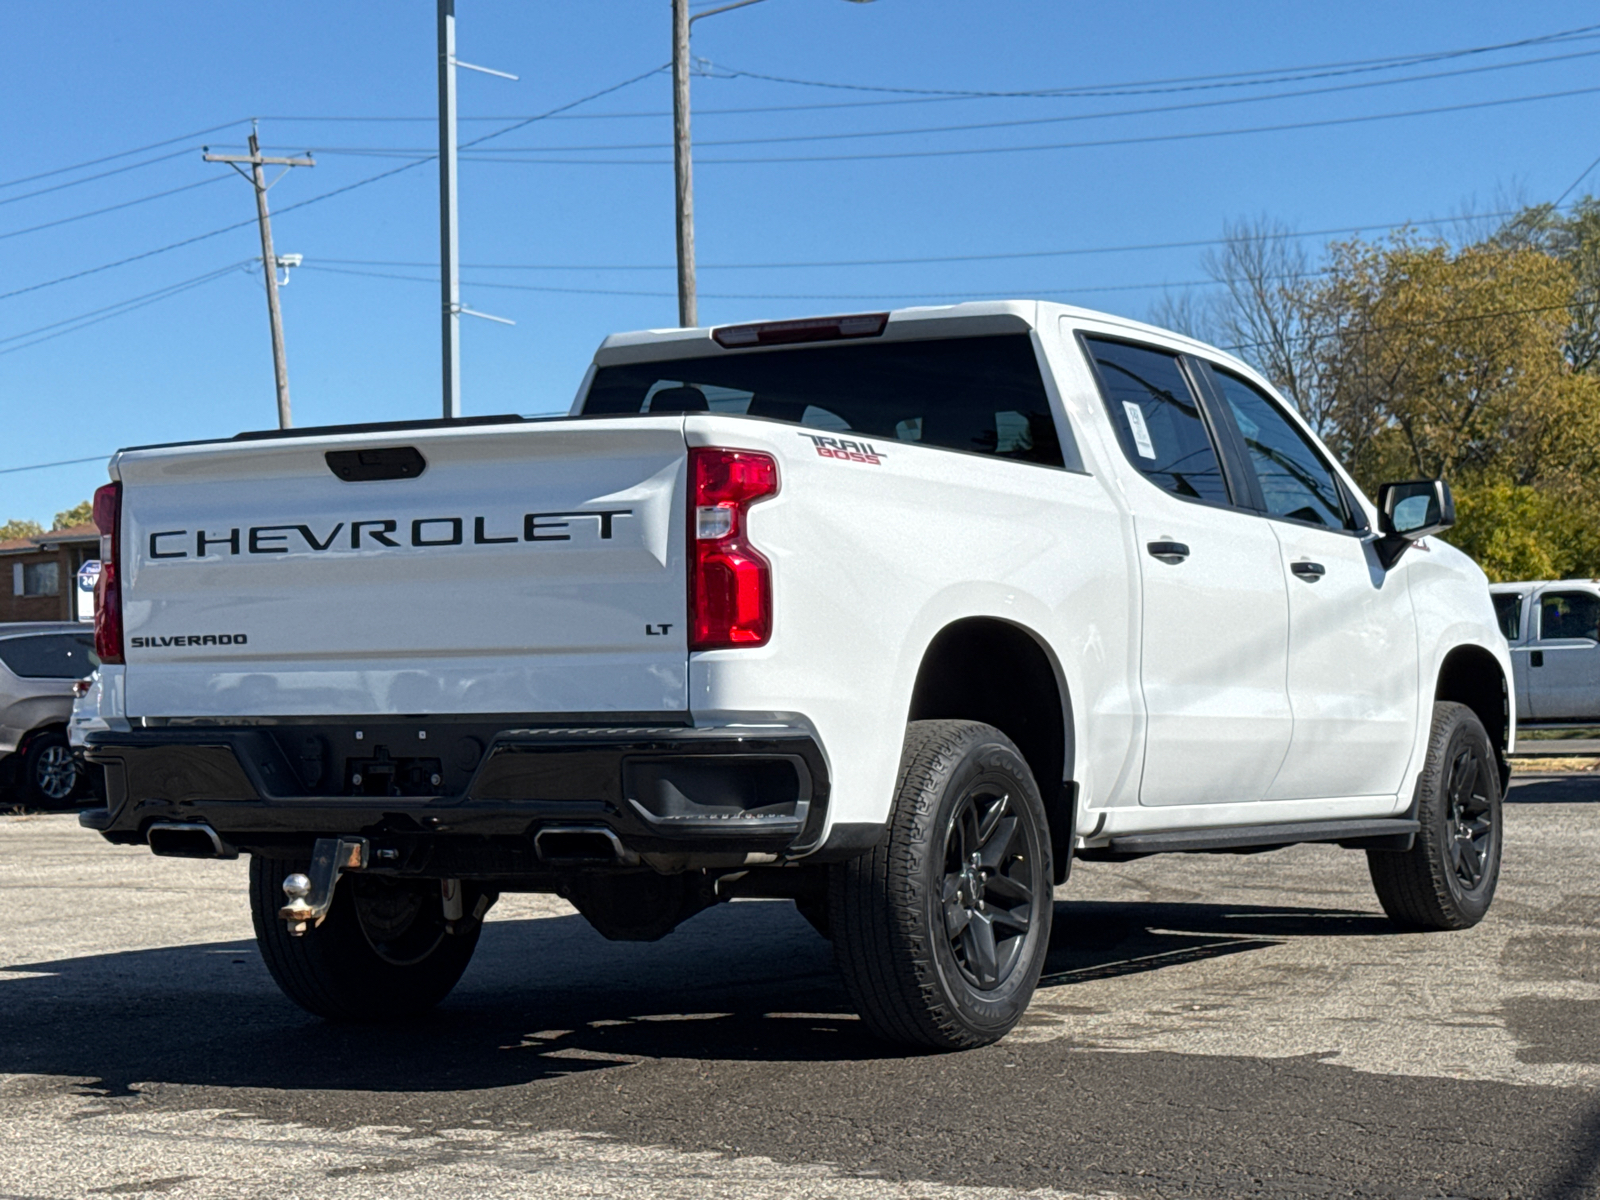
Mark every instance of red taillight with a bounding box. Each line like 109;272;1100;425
92;482;123;664
689;447;778;650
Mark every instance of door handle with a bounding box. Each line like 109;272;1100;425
1290;560;1326;581
1146;540;1190;564
1531;650;1544;668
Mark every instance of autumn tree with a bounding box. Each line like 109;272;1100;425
52;500;92;530
0;519;43;542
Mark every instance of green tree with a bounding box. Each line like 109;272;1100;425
52;500;93;530
0;519;43;542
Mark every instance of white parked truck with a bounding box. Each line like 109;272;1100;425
1490;580;1600;724
80;302;1512;1049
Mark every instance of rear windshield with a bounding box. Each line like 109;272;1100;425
0;632;96;679
582;334;1077;469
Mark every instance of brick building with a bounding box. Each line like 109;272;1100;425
0;525;100;624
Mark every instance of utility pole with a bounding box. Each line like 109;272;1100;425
672;0;697;328
437;0;517;419
671;0;872;328
204;127;314;430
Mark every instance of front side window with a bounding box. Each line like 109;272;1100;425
583;334;1074;469
1083;337;1229;504
1210;369;1353;529
1540;591;1600;642
1492;593;1524;641
0;632;95;679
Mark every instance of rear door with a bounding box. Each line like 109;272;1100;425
1527;586;1600;720
1199;365;1418;799
1082;336;1292;806
116;420;689;718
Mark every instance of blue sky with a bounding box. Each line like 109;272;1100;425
4;1;1600;524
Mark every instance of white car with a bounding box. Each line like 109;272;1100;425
77;301;1511;1049
1490;579;1600;723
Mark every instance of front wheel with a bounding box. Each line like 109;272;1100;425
829;720;1054;1050
1367;701;1503;931
250;856;485;1021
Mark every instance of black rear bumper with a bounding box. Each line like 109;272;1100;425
81;719;834;871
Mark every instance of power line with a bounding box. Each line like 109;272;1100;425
287;46;1600;158
0;147;201;210
311;82;1600;166
0;176;228;243
245;22;1600;126
0;119;247;191
0;67;671;308
449;82;1600;166
701;22;1600;99
0;261;252;357
312;206;1564;274
0;455;114;477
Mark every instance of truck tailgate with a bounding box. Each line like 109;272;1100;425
114;419;688;718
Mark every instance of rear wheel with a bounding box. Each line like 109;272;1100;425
22;730;79;807
1368;701;1503;931
829;719;1054;1050
249;856;485;1020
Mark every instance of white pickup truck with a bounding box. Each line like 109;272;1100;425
79;301;1512;1049
1490;580;1600;724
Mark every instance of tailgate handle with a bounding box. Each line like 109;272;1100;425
326;447;427;482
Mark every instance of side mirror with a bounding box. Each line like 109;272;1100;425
1374;479;1454;568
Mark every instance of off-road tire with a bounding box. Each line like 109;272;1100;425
22;729;79;807
250;855;483;1021
1368;701;1503;931
828;719;1054;1050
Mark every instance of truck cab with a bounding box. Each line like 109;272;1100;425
1491;580;1600;724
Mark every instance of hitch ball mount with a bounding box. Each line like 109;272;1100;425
279;836;369;935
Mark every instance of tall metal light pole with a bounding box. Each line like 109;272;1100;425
437;0;517;419
439;0;462;418
672;0;872;328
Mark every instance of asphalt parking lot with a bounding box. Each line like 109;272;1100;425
2;774;1597;1200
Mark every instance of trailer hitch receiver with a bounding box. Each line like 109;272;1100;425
279;836;369;935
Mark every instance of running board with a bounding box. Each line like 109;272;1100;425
1107;818;1419;856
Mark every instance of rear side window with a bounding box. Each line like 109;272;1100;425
1083;337;1229;504
1492;593;1524;641
1540;591;1600;642
0;632;96;679
1210;369;1353;530
583;334;1075;469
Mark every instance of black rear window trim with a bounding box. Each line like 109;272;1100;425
580;331;1087;475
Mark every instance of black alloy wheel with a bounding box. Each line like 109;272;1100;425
941;785;1037;991
830;719;1054;1050
349;875;449;966
1368;701;1502;931
1443;741;1494;892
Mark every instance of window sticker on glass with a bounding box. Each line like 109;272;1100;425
1122;402;1157;458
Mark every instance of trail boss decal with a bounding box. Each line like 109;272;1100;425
799;432;886;465
145;509;633;559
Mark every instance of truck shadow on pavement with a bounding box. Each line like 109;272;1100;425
0;898;1389;1097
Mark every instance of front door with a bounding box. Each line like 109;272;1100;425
1202;366;1419;800
1529;587;1600;721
